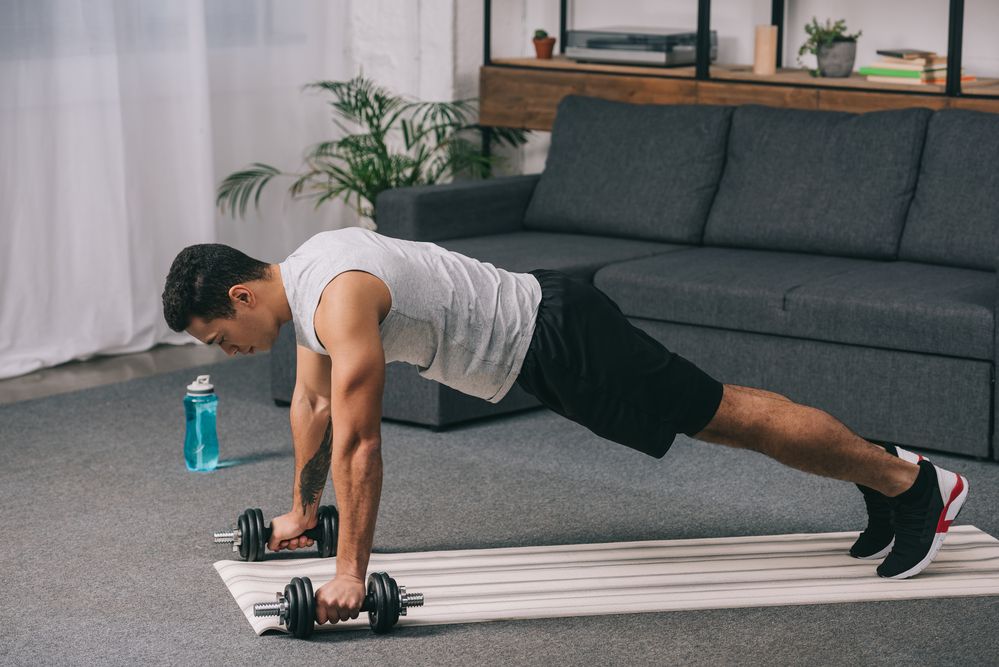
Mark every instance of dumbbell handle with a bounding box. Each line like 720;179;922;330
253;594;377;616
254;582;424;619
261;523;324;543
357;592;379;613
213;517;327;547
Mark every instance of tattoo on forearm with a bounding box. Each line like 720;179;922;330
299;420;332;514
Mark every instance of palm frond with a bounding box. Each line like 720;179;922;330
305;141;339;160
426;137;492;182
478;125;530;148
216;163;282;219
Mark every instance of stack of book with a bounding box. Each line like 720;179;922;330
858;49;975;85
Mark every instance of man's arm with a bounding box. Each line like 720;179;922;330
314;271;386;582
290;344;333;522
267;344;333;552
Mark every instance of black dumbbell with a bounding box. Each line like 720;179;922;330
253;572;425;639
213;506;339;561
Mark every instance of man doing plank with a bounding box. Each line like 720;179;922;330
162;227;970;625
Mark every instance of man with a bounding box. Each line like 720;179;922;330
163;227;969;626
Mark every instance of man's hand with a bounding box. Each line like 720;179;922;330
266;512;317;553
315;575;367;624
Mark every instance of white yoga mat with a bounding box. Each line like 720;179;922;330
215;525;999;636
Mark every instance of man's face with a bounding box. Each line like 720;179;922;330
186;287;278;356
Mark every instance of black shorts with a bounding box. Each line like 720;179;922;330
515;269;724;458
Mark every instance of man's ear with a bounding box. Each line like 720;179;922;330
228;284;254;306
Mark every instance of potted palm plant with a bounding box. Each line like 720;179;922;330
797;17;862;77
216;76;529;226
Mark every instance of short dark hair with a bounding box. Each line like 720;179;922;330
162;244;270;332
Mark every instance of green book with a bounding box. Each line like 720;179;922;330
857;67;924;78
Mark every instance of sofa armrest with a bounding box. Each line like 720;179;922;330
373;174;539;242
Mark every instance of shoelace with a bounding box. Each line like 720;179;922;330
858;485;893;529
890;487;934;546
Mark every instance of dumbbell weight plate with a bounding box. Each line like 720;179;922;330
302;576;315;636
284;577;310;639
295;577;313;639
316;506;330;557
243;509;260;562
252;508;266;562
283;580;298;637
368;572;392;634
316;506;338;558
386;574;401;626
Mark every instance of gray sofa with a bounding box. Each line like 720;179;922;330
272;95;999;462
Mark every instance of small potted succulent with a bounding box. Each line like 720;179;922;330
797;17;862;77
533;29;556;59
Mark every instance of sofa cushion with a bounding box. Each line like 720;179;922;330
438;231;685;283
784;262;994;360
592;247;876;336
594;249;993;359
523;95;732;244
898;109;999;271
704;105;932;259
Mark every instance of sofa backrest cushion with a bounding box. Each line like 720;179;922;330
898;109;999;271
703;104;932;259
523;95;733;244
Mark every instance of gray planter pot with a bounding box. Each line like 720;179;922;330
817;40;857;77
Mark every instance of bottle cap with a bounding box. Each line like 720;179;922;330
187;374;215;394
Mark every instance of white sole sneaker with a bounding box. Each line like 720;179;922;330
854;537;895;561
878;464;969;580
849;445;926;560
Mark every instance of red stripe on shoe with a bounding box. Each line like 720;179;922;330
936;475;965;534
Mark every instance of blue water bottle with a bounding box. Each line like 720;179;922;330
184;374;219;472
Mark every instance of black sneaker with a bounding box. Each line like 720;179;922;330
877;459;970;579
850;445;928;560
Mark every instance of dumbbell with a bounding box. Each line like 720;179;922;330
254;572;425;639
213;506;339;561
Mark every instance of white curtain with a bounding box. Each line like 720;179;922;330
0;0;352;379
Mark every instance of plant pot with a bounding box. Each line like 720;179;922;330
533;37;556;59
817;40;856;77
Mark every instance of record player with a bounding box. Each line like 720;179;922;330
565;26;718;66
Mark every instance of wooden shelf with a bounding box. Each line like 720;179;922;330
710;64;999;94
490;56;697;79
492;57;999;94
480;58;999;130
962;81;999;97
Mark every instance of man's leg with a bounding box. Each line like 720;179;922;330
691;384;919;497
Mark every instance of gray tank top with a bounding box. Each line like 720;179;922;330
279;227;542;403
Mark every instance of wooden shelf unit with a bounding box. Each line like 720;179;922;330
479;1;999;131
480;58;999;131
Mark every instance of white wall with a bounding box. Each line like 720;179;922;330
214;0;469;261
208;1;350;262
466;0;999;175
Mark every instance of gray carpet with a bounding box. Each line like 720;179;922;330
2;354;997;666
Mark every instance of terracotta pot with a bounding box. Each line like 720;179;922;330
533;37;556;59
